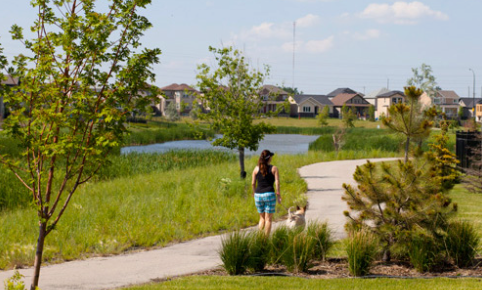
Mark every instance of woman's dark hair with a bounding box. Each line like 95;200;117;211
258;150;274;176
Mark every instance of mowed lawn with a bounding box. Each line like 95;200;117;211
124;276;482;290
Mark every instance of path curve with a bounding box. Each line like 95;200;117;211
0;158;397;290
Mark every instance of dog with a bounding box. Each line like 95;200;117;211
286;205;307;229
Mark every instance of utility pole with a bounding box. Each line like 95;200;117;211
469;68;476;122
292;21;296;89
387;78;389;90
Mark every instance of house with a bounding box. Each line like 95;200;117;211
326;87;359;99
330;93;371;119
376;90;405;119
421;90;460;119
289;95;333;118
157;83;199;116
364;87;390;107
0;76;21;120
477;100;482;122
459;98;482;120
259;85;289;115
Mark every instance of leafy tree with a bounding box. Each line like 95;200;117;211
316;105;329;127
196;46;274;178
189;101;202;120
383;86;437;163
368;105;376;122
407;63;438;101
165;101;180;122
280;86;303;95
458;106;465;120
341;104;356;128
0;1;160;289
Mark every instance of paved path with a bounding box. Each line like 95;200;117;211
0;158;396;290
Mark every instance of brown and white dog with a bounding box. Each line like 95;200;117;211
286;205;307;229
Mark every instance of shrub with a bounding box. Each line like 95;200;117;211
268;226;293;264
346;230;377;277
219;231;251;275
280;231;316;273
408;230;441;273
3;271;26;290
306;221;333;261
444;221;480;267
247;231;270;272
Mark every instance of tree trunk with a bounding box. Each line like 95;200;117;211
404;136;410;163
238;146;246;179
31;222;47;290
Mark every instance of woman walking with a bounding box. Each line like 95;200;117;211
252;150;281;235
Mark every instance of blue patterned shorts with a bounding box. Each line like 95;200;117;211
254;192;276;214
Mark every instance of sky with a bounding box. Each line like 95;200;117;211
1;0;482;97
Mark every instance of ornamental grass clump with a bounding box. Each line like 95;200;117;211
247;231;270;272
268;226;293;265
219;231;251;275
346;230;378;277
444;221;480;267
407;230;441;273
280;231;317;273
306;221;333;261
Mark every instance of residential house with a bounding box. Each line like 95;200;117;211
259;85;289;115
459;98;482;120
0;76;20;120
364;87;390;107
376;90;405;119
289;95;333;118
477;100;482;122
330;93;371;119
326;87;359;99
157;83;199;116
421;90;460;119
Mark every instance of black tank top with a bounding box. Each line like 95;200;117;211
255;165;275;193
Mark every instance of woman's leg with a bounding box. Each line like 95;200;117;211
258;213;266;231
264;213;273;235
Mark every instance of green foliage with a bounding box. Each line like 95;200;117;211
341;104;356;128
268;226;293;264
383;86;436;162
345;230;377;277
219;231;251;275
316;106;330;127
125;123;215;146
407;63;438;100
189;103;202;120
279;86;303;95
444;221;479;267
3;271;26;290
458;106;465;119
407;230;441;273
342;160;455;262
426;118;460;192
247;231;270;272
165;102;180;122
368;105;376;122
305;221;333;260
196;46;275;176
279;231;316;273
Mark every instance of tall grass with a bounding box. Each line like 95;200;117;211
408;230;441;273
219;231;251;275
306;221;333;261
346;230;378;277
444;221;479;267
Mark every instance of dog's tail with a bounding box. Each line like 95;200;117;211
288;206;294;218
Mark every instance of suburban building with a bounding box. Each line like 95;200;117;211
259;85;289;115
0;76;20;121
289;94;333;118
376;90;405;119
364;87;390;107
477;101;482;122
157;83;199;116
459;98;482;120
326;87;359;99
329;93;371;119
420;90;460;119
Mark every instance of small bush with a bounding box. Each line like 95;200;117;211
3;271;26;290
408;230;441;273
306;221;333;261
280;231;316;273
346;230;377;277
444;221;480;267
219;231;251;275
247;231;270;272
268;226;293;264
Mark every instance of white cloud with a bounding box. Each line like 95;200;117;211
281;36;334;54
352;29;381;40
359;1;449;25
236;22;291;41
296;14;320;28
293;0;335;2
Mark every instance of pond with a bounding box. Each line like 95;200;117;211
121;134;320;156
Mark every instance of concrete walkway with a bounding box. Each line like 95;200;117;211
0;158;396;290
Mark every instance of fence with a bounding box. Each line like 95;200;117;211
456;131;481;169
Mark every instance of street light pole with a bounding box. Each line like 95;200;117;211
469;68;476;122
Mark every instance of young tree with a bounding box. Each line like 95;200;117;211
382;86;437;163
368;105;376;122
0;1;160;289
316;105;329;127
196;46;274;178
341;104;356;128
165;101;180;122
407;63;438;101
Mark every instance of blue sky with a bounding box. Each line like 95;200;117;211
1;0;481;96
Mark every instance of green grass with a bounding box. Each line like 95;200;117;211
123;276;482;290
255;117;385;129
0;150;399;270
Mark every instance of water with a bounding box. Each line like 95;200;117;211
121;134;319;155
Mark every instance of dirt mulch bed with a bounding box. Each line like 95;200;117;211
182;258;482;280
